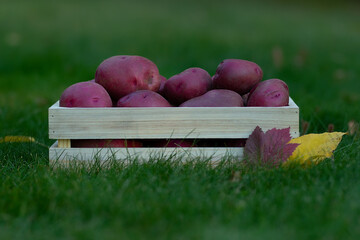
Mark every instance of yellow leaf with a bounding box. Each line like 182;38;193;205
0;136;36;143
286;132;346;165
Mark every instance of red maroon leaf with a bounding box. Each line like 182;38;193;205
244;126;265;164
244;126;299;167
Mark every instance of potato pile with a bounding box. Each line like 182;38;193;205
59;55;290;148
60;55;289;108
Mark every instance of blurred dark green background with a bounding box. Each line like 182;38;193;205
1;1;359;132
0;1;360;239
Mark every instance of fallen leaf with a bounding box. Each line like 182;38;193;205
0;136;49;148
0;136;35;143
286;132;346;165
263;128;299;165
244;126;299;168
244;126;264;164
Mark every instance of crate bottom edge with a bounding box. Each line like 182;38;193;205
49;141;244;165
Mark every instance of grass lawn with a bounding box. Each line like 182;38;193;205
0;0;360;239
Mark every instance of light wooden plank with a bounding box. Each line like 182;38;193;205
49;141;243;165
288;97;298;108
58;139;71;148
49;98;299;139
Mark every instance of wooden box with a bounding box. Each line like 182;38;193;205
49;97;299;166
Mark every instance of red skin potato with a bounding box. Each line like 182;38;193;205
179;89;244;107
95;55;161;100
163;67;212;105
247;79;289;107
117;90;172;107
213;59;263;95
71;139;143;148
242;92;250;106
157;75;167;96
60;82;112;107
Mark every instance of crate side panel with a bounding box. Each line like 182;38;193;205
49;106;299;139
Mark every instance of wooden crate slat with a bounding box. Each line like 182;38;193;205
49;98;299;139
49;141;243;164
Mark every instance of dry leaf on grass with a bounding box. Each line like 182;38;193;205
0;136;48;148
286;132;347;165
0;136;36;143
244;127;347;168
